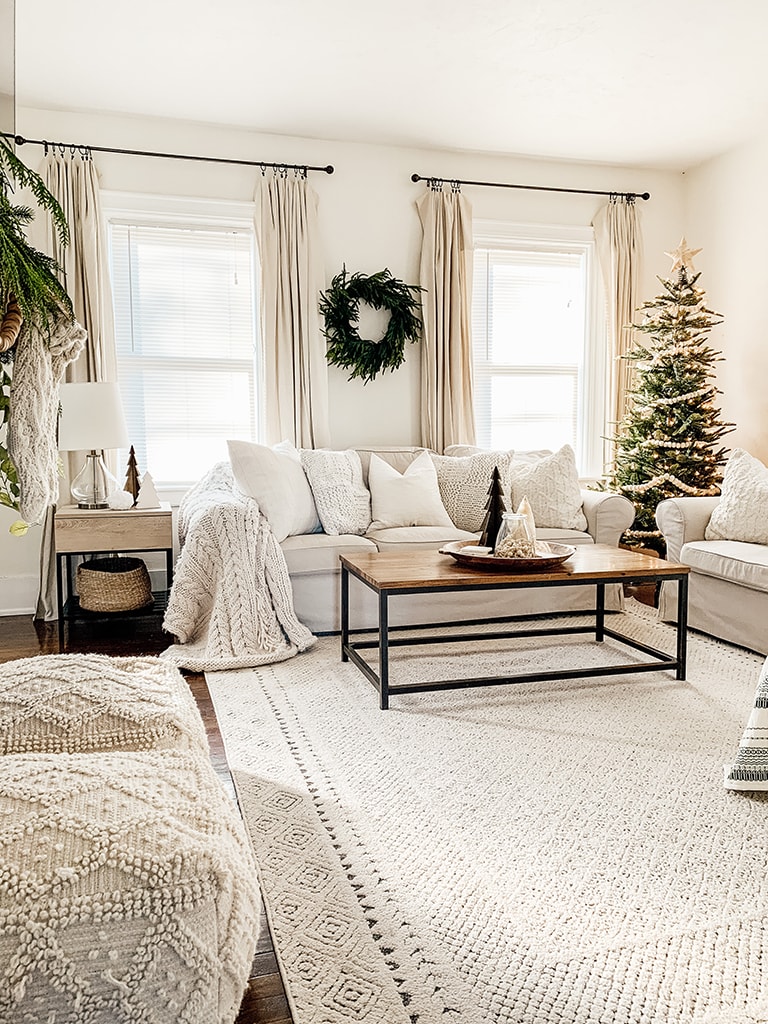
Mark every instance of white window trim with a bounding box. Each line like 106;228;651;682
472;220;606;480
101;191;263;502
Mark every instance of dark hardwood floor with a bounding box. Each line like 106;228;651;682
0;611;292;1024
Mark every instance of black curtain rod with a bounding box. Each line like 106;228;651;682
411;172;649;201
1;131;334;175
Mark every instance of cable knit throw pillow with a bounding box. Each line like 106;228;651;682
705;449;768;544
509;444;587;531
300;448;372;536
368;450;454;530
431;451;514;532
227;439;321;542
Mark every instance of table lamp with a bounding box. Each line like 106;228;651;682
58;381;130;508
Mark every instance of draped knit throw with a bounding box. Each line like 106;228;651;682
8;308;86;524
161;462;316;672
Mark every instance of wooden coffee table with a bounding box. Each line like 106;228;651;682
340;544;690;709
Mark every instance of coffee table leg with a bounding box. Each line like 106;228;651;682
676;574;689;680
596;583;605;641
340;564;349;662
379;590;389;711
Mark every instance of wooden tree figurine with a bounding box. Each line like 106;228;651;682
479;466;506;549
124;446;141;505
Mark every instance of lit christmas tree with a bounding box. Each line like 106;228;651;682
606;239;733;554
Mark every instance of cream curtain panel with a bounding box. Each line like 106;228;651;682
36;149;117;620
417;184;476;453
254;170;329;449
593;195;642;457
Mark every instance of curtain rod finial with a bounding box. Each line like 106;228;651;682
325;165;334;174
411;173;421;183
640;192;651;201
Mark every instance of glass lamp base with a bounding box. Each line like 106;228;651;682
70;450;119;509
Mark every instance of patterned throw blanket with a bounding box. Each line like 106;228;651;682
724;653;768;790
161;462;315;672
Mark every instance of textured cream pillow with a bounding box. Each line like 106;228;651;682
227;439;321;543
705;449;768;544
300;449;372;536
368;450;453;530
509;444;587;531
430;451;514;532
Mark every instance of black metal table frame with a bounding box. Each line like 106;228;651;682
56;547;174;648
340;566;689;710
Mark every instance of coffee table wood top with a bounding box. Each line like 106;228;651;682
340;543;689;592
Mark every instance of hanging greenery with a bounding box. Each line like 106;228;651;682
0;138;72;333
319;267;422;383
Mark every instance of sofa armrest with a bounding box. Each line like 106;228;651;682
580;489;635;546
655;496;721;562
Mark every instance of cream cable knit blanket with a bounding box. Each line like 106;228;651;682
161;462;315;672
7;308;86;524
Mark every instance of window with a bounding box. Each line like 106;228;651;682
105;194;260;492
471;223;605;478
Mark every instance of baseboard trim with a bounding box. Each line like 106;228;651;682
0;574;38;617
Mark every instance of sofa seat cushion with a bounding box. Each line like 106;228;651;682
681;540;768;594
281;533;377;575
366;525;477;550
0;654;208;756
537;528;594;547
0;748;260;1024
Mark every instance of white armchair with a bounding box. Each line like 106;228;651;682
656;496;768;655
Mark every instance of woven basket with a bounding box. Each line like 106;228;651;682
77;556;153;613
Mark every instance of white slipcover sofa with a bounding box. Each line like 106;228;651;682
227;441;636;634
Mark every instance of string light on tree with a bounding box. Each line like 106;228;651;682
604;238;734;553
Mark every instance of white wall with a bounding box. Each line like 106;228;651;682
684;133;768;464
1;106;685;613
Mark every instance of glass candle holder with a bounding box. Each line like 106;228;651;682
494;512;536;558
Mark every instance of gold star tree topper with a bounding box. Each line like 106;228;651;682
665;237;702;274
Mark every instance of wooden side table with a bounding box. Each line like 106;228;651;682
54;503;174;648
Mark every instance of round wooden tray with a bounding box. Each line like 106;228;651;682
439;540;576;572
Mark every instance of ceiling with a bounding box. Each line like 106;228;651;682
13;0;768;170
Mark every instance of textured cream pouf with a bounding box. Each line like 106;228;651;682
0;654;209;755
0;748;260;1024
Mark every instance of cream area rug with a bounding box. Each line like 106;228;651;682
206;602;768;1024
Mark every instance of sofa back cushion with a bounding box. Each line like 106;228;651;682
227;439;321;542
300;448;372;536
355;446;426;486
705;449;768;545
368;451;454;530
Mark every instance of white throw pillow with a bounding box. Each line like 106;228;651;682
430;451;514;532
705;449;768;544
368;450;453;530
300;449;372;536
227;439;321;543
508;445;587;531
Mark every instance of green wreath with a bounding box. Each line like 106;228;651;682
319;267;422;384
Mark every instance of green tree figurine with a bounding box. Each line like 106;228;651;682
605;239;733;553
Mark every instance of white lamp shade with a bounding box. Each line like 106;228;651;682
58;382;130;451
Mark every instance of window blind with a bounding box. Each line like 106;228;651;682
110;222;259;489
472;244;589;461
